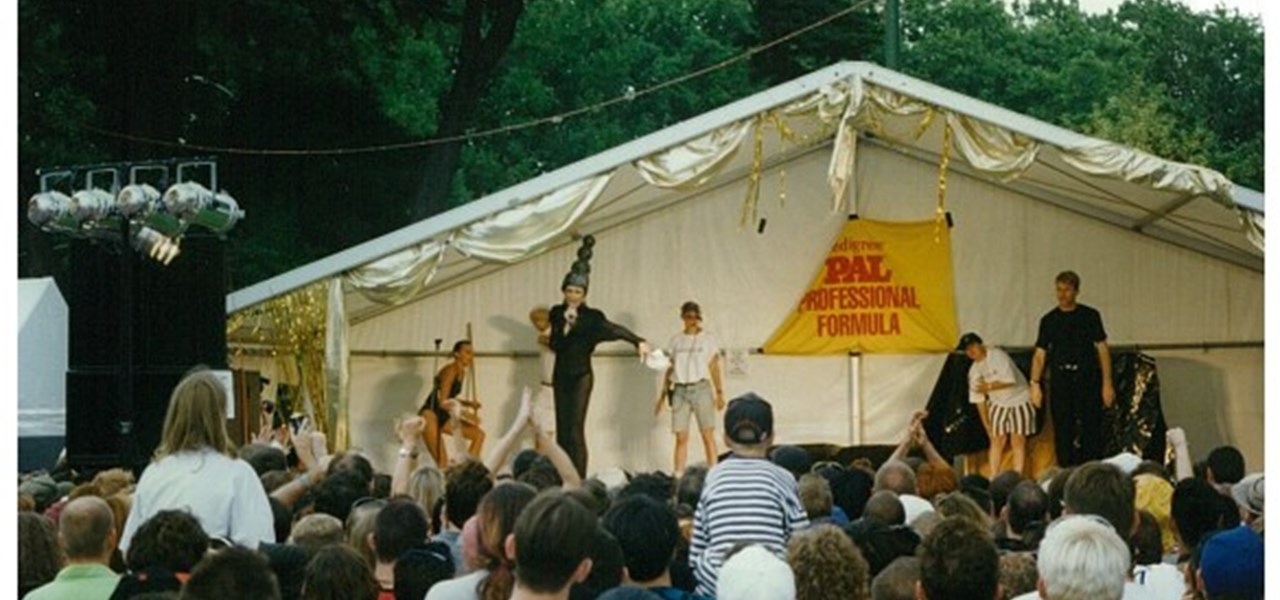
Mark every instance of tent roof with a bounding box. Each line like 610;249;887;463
227;61;1263;323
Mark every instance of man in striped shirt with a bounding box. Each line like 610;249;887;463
689;393;809;597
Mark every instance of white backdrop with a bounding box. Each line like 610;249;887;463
325;143;1263;474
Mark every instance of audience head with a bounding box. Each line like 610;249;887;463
517;456;564;491
259;470;293;494
394;543;455;600
157;370;235;459
1132;510;1163;566
915;463;958;501
328;451;376;490
788;524;870;600
916;516;999;600
239;444;288;476
998;552;1039;600
826;467;875;520
602;495;679;585
288;513;344;551
1133;473;1176;554
444;459;494;530
1062;462;1135;538
873;460;916;495
798;473;834;520
842;516;920;577
618;472;675;505
59;496;116;562
373;499;429;563
1005;481;1049;536
935;491;991;531
1045;467;1074;521
345;498;386;567
717;545;795;600
863;491;905;526
675;464;709;510
1035;515;1129;600
125;509;209;574
1205;445;1245;485
1172;477;1239;552
1230;473;1264;525
181;546;281;600
18;512;64;596
574;526;625;598
512;449;541;480
477;482;538;599
724;393;774;449
1197;525;1264;599
408;465;446;522
299;544;377;600
989;470;1025;516
870;556;918;600
770;445;812;480
511;489;598;596
314;470;371;523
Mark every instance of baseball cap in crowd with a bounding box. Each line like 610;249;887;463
956;332;983;351
717;545;796;600
725;393;773;445
1198;526;1264;599
1231;473;1264;518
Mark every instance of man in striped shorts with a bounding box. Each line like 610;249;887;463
961;332;1037;477
689;393;808;597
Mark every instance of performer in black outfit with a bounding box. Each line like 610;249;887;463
550;236;650;477
1029;270;1114;467
419;340;485;465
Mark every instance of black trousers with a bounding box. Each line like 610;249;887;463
1049;367;1104;466
553;371;594;477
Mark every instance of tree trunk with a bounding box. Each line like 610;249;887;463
411;0;526;221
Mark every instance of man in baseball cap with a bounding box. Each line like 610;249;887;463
689;393;807;597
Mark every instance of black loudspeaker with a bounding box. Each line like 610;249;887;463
64;234;227;470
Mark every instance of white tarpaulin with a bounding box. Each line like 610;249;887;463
228;62;1263;474
19;278;68;438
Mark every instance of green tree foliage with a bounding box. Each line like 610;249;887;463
17;0;1262;289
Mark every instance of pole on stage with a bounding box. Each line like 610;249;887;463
849;353;863;445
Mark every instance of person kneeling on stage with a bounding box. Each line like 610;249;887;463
420;340;486;466
960;332;1037;477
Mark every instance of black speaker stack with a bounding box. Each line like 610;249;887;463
64;234;228;471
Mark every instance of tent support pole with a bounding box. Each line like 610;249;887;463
849;353;862;445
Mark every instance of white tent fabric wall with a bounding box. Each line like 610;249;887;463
344;143;1262;473
19;278;69;438
227;63;1263;475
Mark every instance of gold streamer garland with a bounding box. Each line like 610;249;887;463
740;109;840;227
226;281;331;439
935;120;953;243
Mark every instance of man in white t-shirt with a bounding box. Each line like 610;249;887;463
960;332;1037;477
655;301;726;473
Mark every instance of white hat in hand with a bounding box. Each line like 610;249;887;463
644;349;672;371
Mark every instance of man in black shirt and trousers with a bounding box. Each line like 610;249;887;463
1029;270;1115;467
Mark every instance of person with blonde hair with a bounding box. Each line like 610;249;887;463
118;369;274;552
787;524;871;600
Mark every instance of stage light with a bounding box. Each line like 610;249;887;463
133;226;182;265
70;189;116;222
116;183;161;218
27;190;77;232
162;181;214;218
188;191;244;234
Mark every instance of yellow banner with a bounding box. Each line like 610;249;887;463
764;218;957;354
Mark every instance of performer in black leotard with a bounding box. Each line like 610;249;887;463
420;340;485;465
550;236;650;477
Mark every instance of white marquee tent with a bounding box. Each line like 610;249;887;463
227;62;1264;475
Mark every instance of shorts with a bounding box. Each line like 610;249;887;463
989;402;1037;437
671;380;716;434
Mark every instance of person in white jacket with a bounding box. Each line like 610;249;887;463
119;369;274;553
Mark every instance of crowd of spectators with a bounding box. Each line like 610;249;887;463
18;369;1265;600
